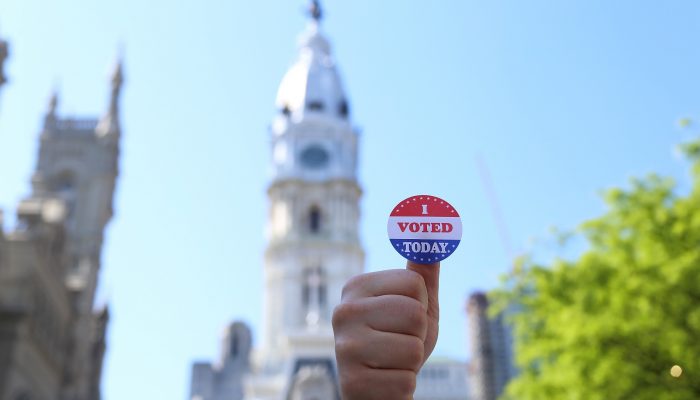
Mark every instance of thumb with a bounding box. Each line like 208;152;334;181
406;260;440;309
406;260;440;361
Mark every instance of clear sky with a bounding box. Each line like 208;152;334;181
1;1;699;399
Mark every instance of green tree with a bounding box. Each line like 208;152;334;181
494;137;700;400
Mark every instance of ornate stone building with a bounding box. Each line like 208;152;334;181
0;36;122;400
190;2;361;399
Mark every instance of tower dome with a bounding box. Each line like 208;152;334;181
275;19;350;120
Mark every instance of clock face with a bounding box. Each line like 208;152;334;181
299;144;330;169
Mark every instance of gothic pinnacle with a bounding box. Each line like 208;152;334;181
109;56;123;115
0;37;8;89
48;89;59;116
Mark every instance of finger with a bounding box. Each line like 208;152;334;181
339;367;416;400
337;328;425;372
406;260;440;361
342;269;428;307
364;331;424;371
333;295;428;340
406;260;439;317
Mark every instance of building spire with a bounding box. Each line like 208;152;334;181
47;88;59;117
0;36;8;90
96;53;124;138
41;86;60;132
109;55;123;116
308;0;323;22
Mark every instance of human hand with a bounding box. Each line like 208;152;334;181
332;261;440;400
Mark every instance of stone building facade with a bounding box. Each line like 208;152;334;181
466;292;517;400
190;322;253;400
414;357;470;400
0;37;122;400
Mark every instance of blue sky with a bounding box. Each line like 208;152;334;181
1;1;699;399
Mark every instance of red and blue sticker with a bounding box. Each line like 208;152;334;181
388;195;462;264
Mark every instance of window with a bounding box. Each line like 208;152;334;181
302;266;326;308
307;100;324;111
309;206;322;233
281;104;291;116
52;171;77;217
302;275;310;306
52;171;76;193
230;335;238;358
14;391;32;400
338;99;349;117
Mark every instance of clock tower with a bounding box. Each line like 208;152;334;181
247;2;364;399
188;3;365;399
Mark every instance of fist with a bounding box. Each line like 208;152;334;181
332;261;440;400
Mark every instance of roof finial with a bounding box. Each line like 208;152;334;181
308;0;323;22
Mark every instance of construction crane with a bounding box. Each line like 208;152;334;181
475;154;517;270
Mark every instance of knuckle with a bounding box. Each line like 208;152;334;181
397;372;417;397
331;304;345;329
404;300;428;329
340;282;352;301
331;302;351;328
403;270;427;299
405;337;425;370
342;273;368;298
340;371;366;399
332;301;364;328
334;336;360;359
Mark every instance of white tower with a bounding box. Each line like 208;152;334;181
246;2;364;399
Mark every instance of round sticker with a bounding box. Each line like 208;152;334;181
387;195;462;264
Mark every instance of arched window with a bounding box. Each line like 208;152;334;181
302;272;309;306
230;334;238;358
309;206;321;234
338;99;349;118
221;322;252;364
303;266;327;325
51;171;77;217
301;267;325;309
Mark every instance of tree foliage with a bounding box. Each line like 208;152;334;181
494;138;700;400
